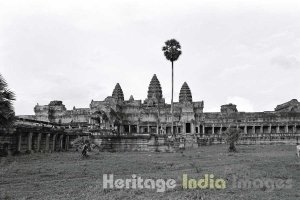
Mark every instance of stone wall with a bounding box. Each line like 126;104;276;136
92;135;177;152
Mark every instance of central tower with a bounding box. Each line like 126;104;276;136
144;74;165;106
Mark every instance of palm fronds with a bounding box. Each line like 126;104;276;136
0;74;16;127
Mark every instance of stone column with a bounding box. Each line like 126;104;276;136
252;126;255;134
260;126;263;134
129;125;131;134
268;124;272;141
52;134;57;152
183;123;186;134
164;124;167;135
17;133;22;152
212;124;215;135
45;134;50;152
137;125;140;134
37;133;42;152
285;125;289;133
122;125;125;134
119;125;123;134
148;124;150;133
59;135;64;151
65;135;69;151
220;124;223;135
192;123;195;134
202;125;205;135
244;126;247;135
293;124;296;134
28;132;33;152
276;126;280;134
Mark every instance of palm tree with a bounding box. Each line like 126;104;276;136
0;74;15;128
162;39;182;137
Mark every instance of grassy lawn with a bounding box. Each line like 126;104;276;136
0;144;299;200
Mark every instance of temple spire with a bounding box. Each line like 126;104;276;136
129;95;134;101
179;82;192;103
112;83;124;102
147;74;163;100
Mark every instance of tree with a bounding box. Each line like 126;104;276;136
162;39;182;137
225;126;241;152
0;74;15;128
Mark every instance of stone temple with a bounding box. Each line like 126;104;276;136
28;74;300;138
1;73;299;155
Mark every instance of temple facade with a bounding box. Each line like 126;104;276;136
28;74;300;137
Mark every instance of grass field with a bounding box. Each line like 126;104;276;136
0;144;299;200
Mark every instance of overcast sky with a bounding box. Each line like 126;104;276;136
1;0;300;115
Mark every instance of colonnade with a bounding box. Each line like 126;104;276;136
198;124;300;136
16;131;69;153
118;123;300;137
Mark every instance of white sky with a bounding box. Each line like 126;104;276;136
1;0;300;115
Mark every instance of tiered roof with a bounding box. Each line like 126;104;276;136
112;83;124;102
179;82;192;103
147;74;163;100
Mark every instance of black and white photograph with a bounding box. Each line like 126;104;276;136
0;0;300;199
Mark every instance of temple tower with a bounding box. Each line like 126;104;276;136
144;74;165;106
129;95;134;101
221;103;238;114
179;82;193;103
112;83;124;102
147;74;163;100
